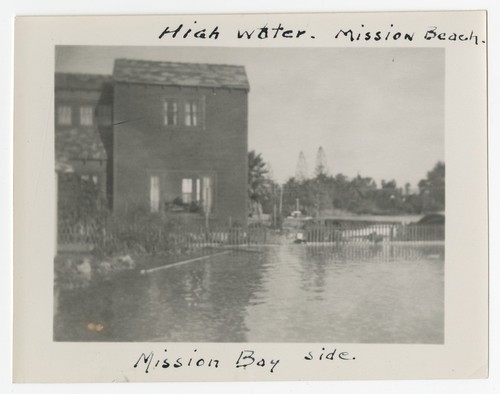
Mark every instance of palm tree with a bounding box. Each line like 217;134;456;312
248;150;269;215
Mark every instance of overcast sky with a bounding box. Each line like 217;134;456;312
56;46;444;188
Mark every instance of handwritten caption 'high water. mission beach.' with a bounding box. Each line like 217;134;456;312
158;21;486;45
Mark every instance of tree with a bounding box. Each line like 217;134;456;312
280;161;445;217
248;150;270;216
295;151;308;182
314;146;330;177
418;161;445;212
349;175;379;213
311;176;334;216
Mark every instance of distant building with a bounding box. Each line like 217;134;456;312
55;59;249;226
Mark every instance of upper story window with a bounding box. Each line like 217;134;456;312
80;106;94;126
163;100;178;126
57;105;72;126
184;100;199;127
162;97;204;129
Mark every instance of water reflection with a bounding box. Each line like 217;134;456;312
55;244;444;343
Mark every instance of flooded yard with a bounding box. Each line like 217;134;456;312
54;243;444;343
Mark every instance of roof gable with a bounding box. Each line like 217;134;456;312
55;73;113;91
113;58;249;90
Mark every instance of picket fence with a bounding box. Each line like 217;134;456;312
58;220;444;253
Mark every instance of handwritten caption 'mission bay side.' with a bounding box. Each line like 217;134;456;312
133;348;355;375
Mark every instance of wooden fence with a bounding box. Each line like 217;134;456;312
301;224;444;243
58;220;280;254
58;220;444;254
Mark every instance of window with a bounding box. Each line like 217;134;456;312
182;178;193;204
163;100;178;126
97;105;112;126
57;105;72;125
185;100;199;127
162;172;213;215
162;97;204;129
80;174;99;185
202;176;213;214
150;175;160;213
195;178;201;202
80;106;94;126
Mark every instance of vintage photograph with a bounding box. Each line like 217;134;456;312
53;45;445;344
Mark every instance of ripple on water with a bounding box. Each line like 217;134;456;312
54;244;444;343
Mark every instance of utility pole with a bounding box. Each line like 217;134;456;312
279;185;283;216
296;198;300;212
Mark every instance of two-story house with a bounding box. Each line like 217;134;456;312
55;73;113;214
55;59;250;226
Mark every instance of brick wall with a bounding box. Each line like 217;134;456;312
113;83;248;226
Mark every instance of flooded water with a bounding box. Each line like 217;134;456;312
54;243;444;343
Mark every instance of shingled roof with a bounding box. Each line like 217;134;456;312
113;58;249;90
55;128;107;162
55;73;113;91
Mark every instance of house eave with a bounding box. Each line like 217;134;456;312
113;79;249;93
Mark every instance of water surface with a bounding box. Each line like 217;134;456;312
54;243;444;343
